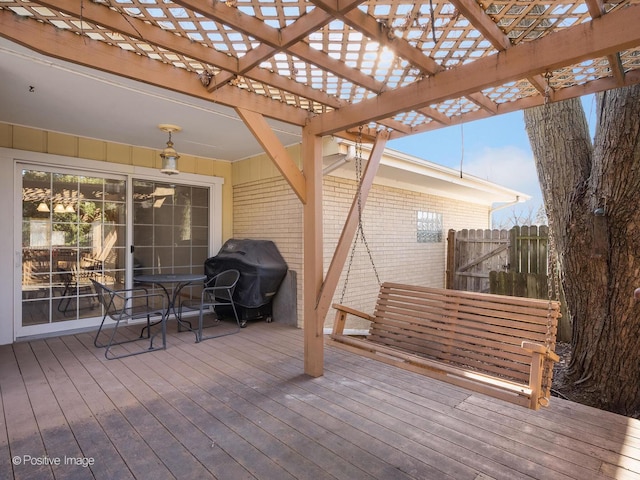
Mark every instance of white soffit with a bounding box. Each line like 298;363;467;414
324;142;529;206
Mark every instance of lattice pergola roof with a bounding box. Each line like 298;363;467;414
3;0;640;378
1;0;640;142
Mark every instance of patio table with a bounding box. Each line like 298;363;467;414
134;273;206;335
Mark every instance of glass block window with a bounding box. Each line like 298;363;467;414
417;211;443;243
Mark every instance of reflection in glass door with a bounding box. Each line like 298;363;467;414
132;179;209;298
21;169;126;327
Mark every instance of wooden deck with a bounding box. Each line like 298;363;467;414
1;320;639;480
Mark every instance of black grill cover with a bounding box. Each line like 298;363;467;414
204;239;288;308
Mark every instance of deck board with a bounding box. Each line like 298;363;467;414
0;343;52;480
228;327;577;480
13;341;90;480
1;320;640;480
0;353;12;480
186;332;452;480
164;326;421;479
37;336;136;480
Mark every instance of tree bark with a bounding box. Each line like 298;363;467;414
524;85;640;417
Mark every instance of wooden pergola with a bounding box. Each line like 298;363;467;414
2;0;640;377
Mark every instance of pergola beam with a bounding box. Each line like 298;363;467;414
32;0;237;74
312;0;501;127
30;0;347;109
397;69;640;139
302;128;324;377
169;0;406;132
172;0;372;88
585;0;626;85
302;128;388;377
307;3;640;136
449;0;550;98
14;0;640;139
0;10;310;127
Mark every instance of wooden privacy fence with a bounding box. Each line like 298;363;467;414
446;226;570;341
446;226;550;294
446;228;510;293
492;225;550;298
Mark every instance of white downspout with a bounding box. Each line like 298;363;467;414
322;145;356;175
489;196;521;228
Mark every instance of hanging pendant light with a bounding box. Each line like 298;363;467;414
158;124;182;175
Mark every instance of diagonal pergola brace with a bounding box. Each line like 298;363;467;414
236;108;307;204
315;130;389;336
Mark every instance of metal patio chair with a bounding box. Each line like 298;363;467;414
178;269;241;342
91;279;168;359
57;263;99;314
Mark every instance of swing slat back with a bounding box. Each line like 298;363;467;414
330;282;561;410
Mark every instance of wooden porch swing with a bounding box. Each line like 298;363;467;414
329;284;560;410
327;130;561;411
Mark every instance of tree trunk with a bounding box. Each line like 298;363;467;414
524;85;640;417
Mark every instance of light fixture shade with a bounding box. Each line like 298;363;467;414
37;202;50;212
64;204;75;213
160;143;180;175
158;124;181;175
54;204;65;213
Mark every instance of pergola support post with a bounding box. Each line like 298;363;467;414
235;113;388;378
302;127;324;376
302;129;388;376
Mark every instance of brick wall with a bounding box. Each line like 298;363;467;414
233;175;489;330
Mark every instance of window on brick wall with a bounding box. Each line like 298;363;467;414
417;211;443;243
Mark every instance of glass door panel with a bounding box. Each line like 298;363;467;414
21;168;126;327
133;179;209;301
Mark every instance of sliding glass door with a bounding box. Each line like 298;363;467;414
18;164;213;337
21;168;126;327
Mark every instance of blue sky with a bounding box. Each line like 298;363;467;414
387;95;598;227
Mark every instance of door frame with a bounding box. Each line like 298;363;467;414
5;148;223;342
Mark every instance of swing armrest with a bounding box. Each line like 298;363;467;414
522;341;559;409
331;304;375;336
521;341;560;362
332;304;375;321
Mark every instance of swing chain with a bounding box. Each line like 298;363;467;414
541;94;561;399
355;128;381;287
546;221;560;344
539;79;560;400
339;126;381;304
543;71;553;105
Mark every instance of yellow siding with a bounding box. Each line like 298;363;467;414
12;126;46;152
131;146;155;168
0;123;11;147
106;142;131;165
47;132;78;157
78;137;106;161
232;142;304;185
1;121;234;241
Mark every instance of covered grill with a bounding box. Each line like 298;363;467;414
204;239;288;325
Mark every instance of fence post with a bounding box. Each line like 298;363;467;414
446;229;456;289
509;226;519;272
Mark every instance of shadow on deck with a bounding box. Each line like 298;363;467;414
1;320;639;480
